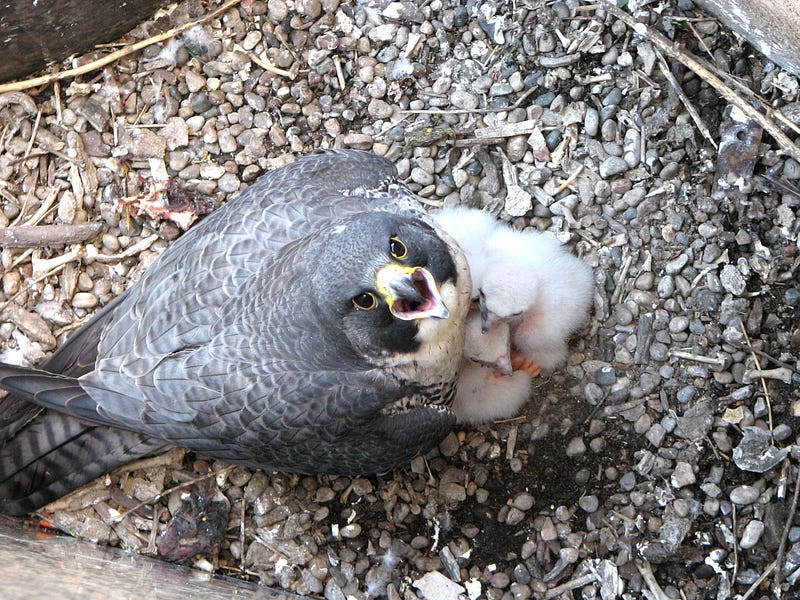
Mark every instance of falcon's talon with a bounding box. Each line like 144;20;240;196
511;351;542;378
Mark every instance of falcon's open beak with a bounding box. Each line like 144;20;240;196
376;264;450;321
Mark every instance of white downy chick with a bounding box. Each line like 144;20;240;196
479;226;593;371
431;207;503;299
463;309;512;376
451;311;529;424
450;361;532;425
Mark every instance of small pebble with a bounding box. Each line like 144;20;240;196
670;462;696;488
578;495;599;513
599;156;629;178
739;520;765;549
72;292;99;309
730;486;760;505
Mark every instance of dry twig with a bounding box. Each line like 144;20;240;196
655;52;716;148
0;223;103;248
544;573;597;598
740;561;776;600
24;106;43;158
731;503;740;586
774;465;800;592
553;164;585;195
636;560;669;600
739;320;774;438
401;85;539;116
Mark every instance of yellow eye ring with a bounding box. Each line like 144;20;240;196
389;236;408;260
352;292;378;311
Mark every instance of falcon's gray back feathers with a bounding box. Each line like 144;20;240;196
0;150;471;515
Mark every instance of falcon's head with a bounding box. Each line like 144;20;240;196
308;211;471;379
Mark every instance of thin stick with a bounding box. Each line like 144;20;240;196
0;223;103;248
553;164;585;194
53;80;62;123
636;560;669;600
0;0;244;93
730;341;798;372
544;573;597;598
610;251;632;306
24;106;43;158
740;561;776;600
774;465;800;592
333;55;346;91
603;2;800;164
739;320;774;438
731;503;739;586
656;53;716;149
248;52;296;79
685;19;715;61
32;512;81;538
401;85;539;116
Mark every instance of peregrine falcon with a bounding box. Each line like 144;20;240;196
0;150;471;515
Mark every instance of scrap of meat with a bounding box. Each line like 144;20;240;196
116;178;218;230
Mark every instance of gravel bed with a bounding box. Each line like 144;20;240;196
1;0;800;598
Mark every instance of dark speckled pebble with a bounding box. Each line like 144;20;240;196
453;5;468;27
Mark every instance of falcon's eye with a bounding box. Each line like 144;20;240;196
389;236;408;260
352;292;378;311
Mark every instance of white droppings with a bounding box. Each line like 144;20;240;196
391;57;414;80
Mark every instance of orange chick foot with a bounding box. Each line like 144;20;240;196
511;351;542;377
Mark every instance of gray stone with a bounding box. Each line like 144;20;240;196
671;461;696;488
729;485;760;505
410;167;434;186
720;264;747;296
513;493;534;511
566;437;586;458
733;426;790;473
450;88;479;110
578;495;599;513
599;156;629;178
740;520;765;549
646;423;666;447
367;98;393;119
675;401;714;441
413;571;465;600
159;117;189;150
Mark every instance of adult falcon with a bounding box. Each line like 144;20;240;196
0;150;471;515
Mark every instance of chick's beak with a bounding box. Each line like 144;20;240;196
375;264;450;321
479;292;502;332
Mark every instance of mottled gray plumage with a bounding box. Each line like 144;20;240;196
0;150;471;515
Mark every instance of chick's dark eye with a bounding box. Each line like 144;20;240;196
389;236;408;260
352;292;378;311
